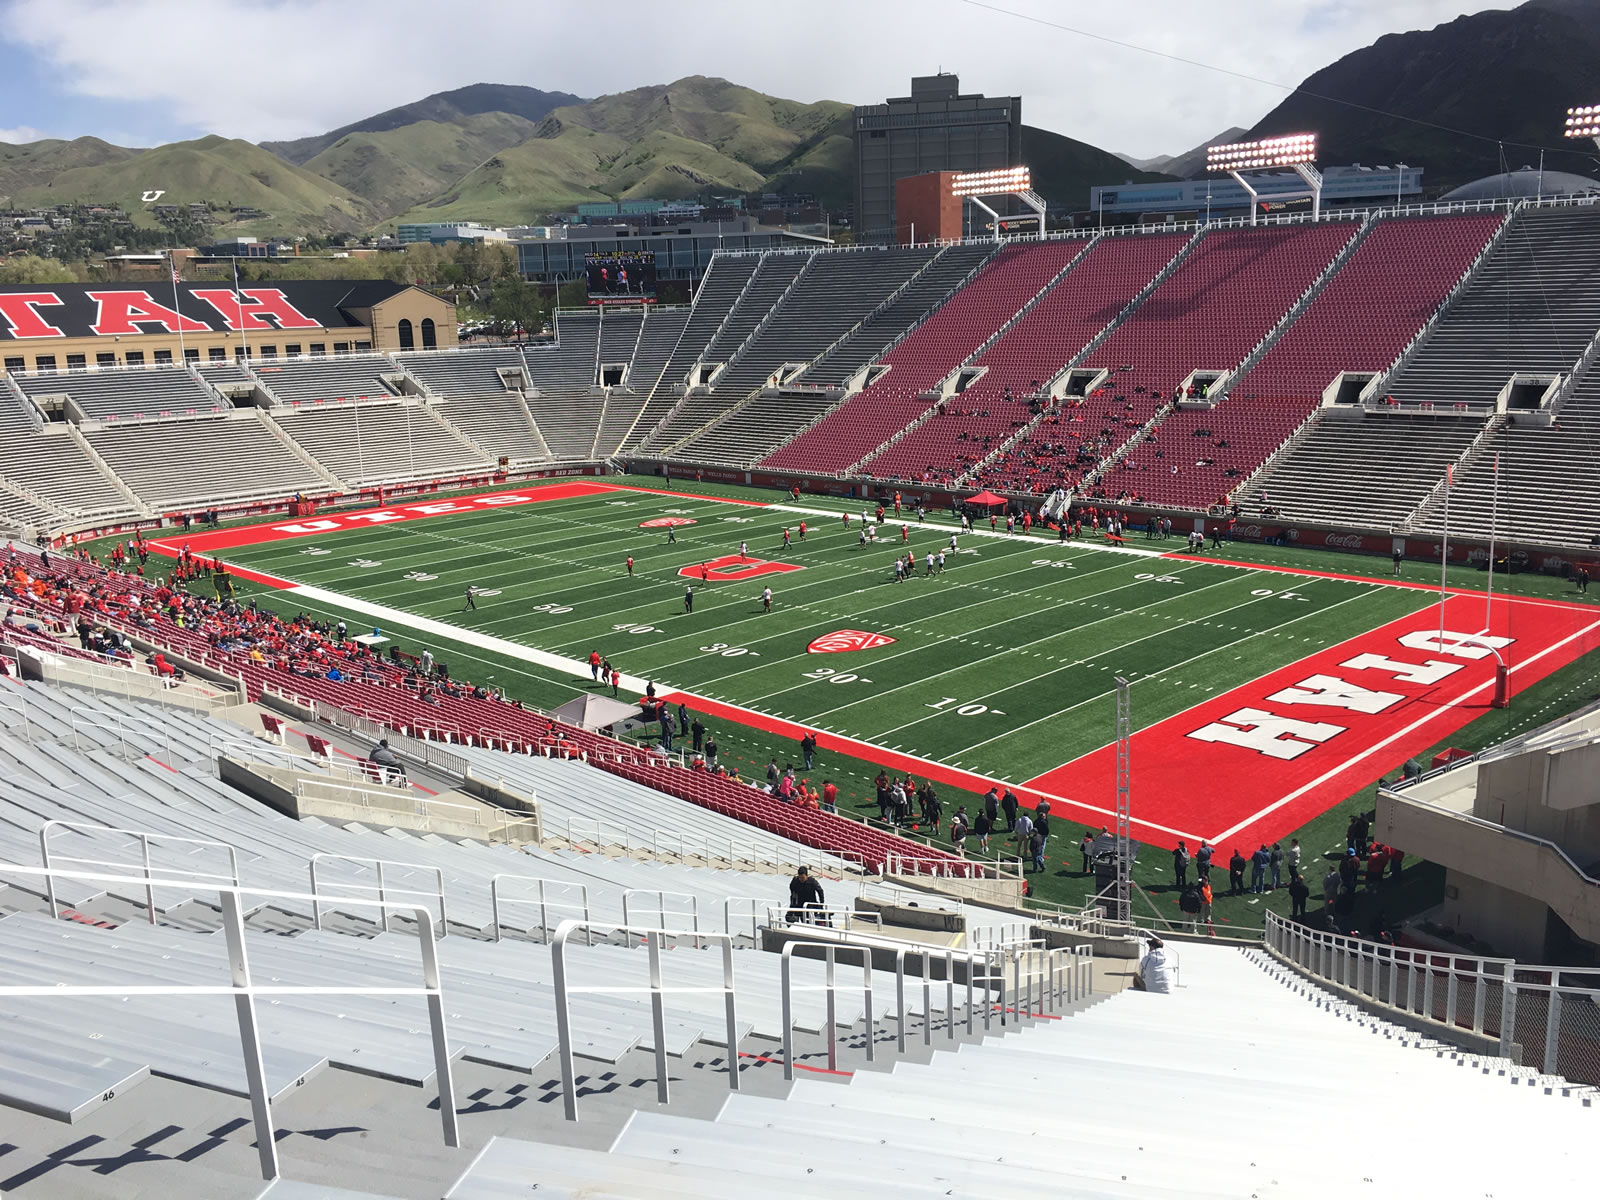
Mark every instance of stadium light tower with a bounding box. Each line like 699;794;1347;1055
1566;105;1600;151
1206;134;1321;226
951;167;1046;242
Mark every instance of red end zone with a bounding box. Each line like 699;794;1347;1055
1024;593;1600;850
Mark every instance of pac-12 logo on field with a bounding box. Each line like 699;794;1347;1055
679;554;803;582
807;630;897;654
640;517;696;528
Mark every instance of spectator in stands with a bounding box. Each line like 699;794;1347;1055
787;866;824;924
821;780;837;814
1133;937;1173;994
369;738;405;783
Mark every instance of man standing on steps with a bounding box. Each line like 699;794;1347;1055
787;865;824;924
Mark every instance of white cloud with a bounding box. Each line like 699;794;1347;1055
0;124;48;143
0;0;1516;155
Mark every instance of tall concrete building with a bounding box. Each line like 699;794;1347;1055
853;74;1022;244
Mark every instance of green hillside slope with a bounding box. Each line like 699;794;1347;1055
12;135;377;234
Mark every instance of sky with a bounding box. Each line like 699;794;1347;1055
0;0;1523;156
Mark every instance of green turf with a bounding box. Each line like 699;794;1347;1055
221;486;1433;785
86;474;1597;931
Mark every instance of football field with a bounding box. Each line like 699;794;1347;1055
154;479;1600;852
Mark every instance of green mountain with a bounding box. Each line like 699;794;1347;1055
1021;125;1176;210
301;112;543;221
7;135;376;235
1248;0;1600;192
261;83;584;165
0;136;141;203
390;77;854;226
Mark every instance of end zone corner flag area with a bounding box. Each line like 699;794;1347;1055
154;480;1600;850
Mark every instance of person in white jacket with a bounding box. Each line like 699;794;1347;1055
1135;937;1174;994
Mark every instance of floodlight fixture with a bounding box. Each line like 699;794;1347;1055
1205;134;1317;173
1566;104;1600;141
948;166;1044;244
950;166;1032;197
1205;133;1322;226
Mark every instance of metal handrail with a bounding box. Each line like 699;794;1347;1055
0;860;458;1183
490;873;591;944
621;888;702;948
779;939;874;1078
550;918;740;1122
307;853;448;937
39;818;242;925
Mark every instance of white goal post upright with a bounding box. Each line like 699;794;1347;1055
1114;675;1132;926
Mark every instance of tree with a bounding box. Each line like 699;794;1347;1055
488;277;546;341
0;255;76;284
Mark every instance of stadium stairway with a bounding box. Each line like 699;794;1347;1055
446;938;1595;1199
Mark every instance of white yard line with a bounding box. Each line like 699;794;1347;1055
280;578;1207;843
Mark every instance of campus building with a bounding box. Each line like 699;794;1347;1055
853;74;1022;244
0;280;456;373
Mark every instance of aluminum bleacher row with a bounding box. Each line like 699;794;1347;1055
12;364;223;421
1388;205;1600;409
5;548;964;876
620;255;761;453
272;401;494;485
1409;364;1600;547
86;412;330;509
251;353;402;404
524;310;602;459
447;941;1594;1200
631;255;813;455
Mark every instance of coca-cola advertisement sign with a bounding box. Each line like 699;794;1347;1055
1324;533;1365;549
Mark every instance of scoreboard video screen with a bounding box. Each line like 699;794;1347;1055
584;251;656;303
